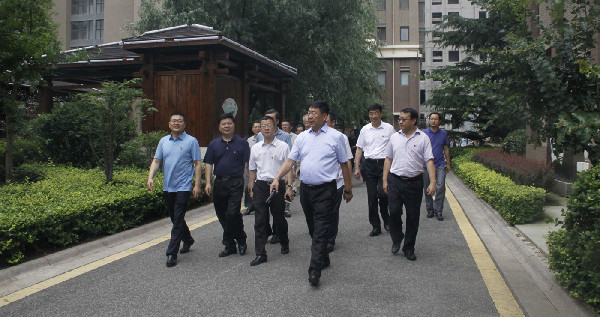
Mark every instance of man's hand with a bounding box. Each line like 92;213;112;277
193;184;201;198
383;180;388;195
147;178;154;191
354;169;361;180
204;183;211;196
248;183;254;199
270;181;280;195
426;183;436;196
285;187;294;201
343;191;353;203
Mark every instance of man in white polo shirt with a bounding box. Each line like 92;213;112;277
354;103;396;237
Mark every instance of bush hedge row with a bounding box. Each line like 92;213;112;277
547;165;600;313
0;164;166;265
452;148;546;225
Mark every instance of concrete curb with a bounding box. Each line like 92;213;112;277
446;172;596;316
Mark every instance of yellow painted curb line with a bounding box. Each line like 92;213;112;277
446;185;524;317
0;216;218;308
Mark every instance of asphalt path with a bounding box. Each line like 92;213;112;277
2;178;501;316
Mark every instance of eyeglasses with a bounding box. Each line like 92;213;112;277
170;119;184;124
261;124;274;128
398;118;412;122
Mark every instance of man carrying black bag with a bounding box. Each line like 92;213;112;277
248;116;295;266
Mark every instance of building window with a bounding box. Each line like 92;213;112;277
71;0;93;15
96;0;104;13
432;0;442;4
95;19;104;40
433;50;443;62
448;0;459;4
421;70;426;78
400;70;410;86
448;12;459;17
419;2;425;23
71;20;93;40
377;27;386;43
479;11;487;19
400;0;409;10
378;71;386;86
449;50;460;62
377;0;386;10
432;12;443;24
400;27;409;41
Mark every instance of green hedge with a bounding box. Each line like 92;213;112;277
452;148;546;225
0;164;165;265
0;138;47;183
547;165;600;313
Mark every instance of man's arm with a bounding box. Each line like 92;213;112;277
147;158;161;191
444;145;451;172
248;169;257;199
270;158;295;194
382;158;392;194
341;162;353;202
425;159;436;196
193;160;202;198
204;163;213;196
353;147;363;179
284;169;295;201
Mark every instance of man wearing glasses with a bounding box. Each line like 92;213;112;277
147;111;202;268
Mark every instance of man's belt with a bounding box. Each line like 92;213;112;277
392;173;422;181
215;175;242;181
365;158;385;163
256;179;282;185
301;180;335;189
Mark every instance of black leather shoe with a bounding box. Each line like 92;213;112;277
284;211;291;218
308;270;320;286
369;227;382;237
391;243;401;254
427;211;435;218
166;255;177;267
281;244;289;254
180;239;195;254
238;244;247;256
250;255;267;266
270;235;280;244
436;213;444;221
322;257;330;269
384;223;391;232
327;243;335;253
218;248;237;257
404;250;416;261
243;206;254;216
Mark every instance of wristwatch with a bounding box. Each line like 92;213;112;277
286;185;293;188
344;189;353;195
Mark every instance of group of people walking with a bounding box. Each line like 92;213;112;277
147;101;450;286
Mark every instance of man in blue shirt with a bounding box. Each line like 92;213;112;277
271;101;353;286
204;113;250;258
147;111;202;268
422;112;451;221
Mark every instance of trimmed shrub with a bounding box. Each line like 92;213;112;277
473;149;554;190
116;131;166;169
501;129;527;155
0;138;46;183
547;165;600;313
0;165;165;265
453;148;546;225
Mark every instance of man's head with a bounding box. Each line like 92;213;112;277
399;108;418;131
264;109;280;126
326;111;337;128
169;111;186;134
251;121;261;136
281;119;292;133
218;112;235;136
296;125;304;134
303;114;310;129
260;116;277;139
368;103;383;125
428;112;442;129
307;100;329;131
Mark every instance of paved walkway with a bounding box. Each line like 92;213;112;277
0;174;595;316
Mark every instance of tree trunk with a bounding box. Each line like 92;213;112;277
5;129;14;182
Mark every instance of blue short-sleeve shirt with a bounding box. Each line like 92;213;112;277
203;135;250;177
154;132;202;192
423;128;450;168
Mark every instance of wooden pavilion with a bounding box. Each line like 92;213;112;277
43;24;297;146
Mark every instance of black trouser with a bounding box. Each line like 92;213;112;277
327;186;344;245
300;180;336;274
253;179;289;256
164;191;193;256
363;158;389;228
387;173;424;253
213;176;247;249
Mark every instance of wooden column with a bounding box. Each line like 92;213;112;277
141;53;155;132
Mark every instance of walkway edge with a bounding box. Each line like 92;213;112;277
446;172;596;316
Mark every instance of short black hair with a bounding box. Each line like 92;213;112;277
251;121;261;126
308;100;329;115
400;107;418;120
260;116;276;125
170;111;186;122
281;119;292;125
218;112;235;124
264;108;280;120
368;103;383;113
328;112;337;122
429;112;442;120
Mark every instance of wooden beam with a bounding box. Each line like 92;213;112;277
215;68;229;74
247;70;278;84
248;82;279;93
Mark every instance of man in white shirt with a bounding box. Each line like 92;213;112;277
243;121;261;216
354;103;396;237
383;108;436;261
248;116;295;266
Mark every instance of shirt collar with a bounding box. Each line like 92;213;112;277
261;138;279;147
169;131;187;141
399;128;422;137
309;123;330;134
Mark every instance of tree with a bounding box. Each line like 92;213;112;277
0;0;61;181
133;0;383;127
427;0;600;164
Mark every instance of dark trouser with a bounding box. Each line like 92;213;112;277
363;158;389;228
387;173;424;253
327;186;344;245
300;180;336;274
165;191;193;256
253;179;289;255
213;176;247;249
